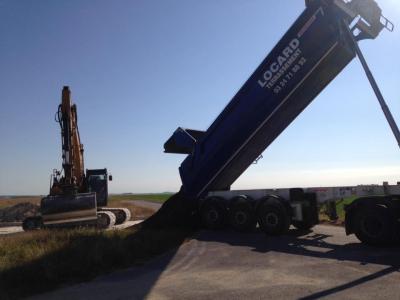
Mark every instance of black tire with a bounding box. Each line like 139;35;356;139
353;206;396;246
200;199;226;230
229;198;256;232
292;220;315;231
257;199;290;236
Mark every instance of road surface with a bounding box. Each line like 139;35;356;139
0;225;23;235
31;224;400;300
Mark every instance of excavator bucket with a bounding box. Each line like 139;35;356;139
40;192;97;227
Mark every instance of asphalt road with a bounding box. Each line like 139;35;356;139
31;224;400;300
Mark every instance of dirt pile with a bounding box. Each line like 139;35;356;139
141;191;198;229
0;203;39;223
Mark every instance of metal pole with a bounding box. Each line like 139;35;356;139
345;22;400;149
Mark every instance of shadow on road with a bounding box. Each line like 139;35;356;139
299;265;399;300
195;227;400;299
3;223;399;299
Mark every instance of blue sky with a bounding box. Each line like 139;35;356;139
1;0;400;195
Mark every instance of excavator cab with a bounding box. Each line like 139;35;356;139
86;168;110;207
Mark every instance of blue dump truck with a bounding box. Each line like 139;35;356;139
156;0;400;246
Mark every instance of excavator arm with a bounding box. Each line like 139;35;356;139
59;86;85;186
52;86;85;194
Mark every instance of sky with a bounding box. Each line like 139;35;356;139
1;0;400;195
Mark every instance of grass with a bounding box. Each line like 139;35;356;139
109;193;173;203
0;193;357;299
0;224;192;299
335;196;358;220
0;193;190;299
319;196;358;222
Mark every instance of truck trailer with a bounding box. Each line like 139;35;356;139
163;0;400;246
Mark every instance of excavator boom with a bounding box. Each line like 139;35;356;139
57;86;85;189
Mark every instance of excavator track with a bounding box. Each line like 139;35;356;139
98;208;131;225
96;211;116;229
23;211;119;231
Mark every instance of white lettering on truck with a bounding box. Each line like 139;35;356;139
258;38;300;88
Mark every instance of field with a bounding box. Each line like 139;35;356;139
0;193;171;207
0;194;355;299
0;224;192;299
0;196;41;209
109;193;173;203
0;193;194;299
107;194;170;220
0;194;171;222
318;196;358;223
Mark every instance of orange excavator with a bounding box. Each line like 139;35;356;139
23;86;130;230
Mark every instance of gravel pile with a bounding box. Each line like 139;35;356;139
0;203;39;222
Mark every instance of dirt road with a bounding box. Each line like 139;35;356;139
0;221;143;236
0;200;160;235
0;225;23;235
122;200;162;211
30;224;400;300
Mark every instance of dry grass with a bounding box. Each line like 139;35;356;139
108;200;155;221
109;193;172;203
0;223;192;299
0;194;189;299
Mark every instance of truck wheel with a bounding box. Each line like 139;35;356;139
200;199;226;230
229;198;256;232
353;206;395;246
257;199;290;236
292;221;315;231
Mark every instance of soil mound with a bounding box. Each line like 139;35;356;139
142;191;198;229
0;203;39;222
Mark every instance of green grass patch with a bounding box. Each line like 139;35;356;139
0;225;192;299
335;196;358;220
319;196;358;222
109;193;174;203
